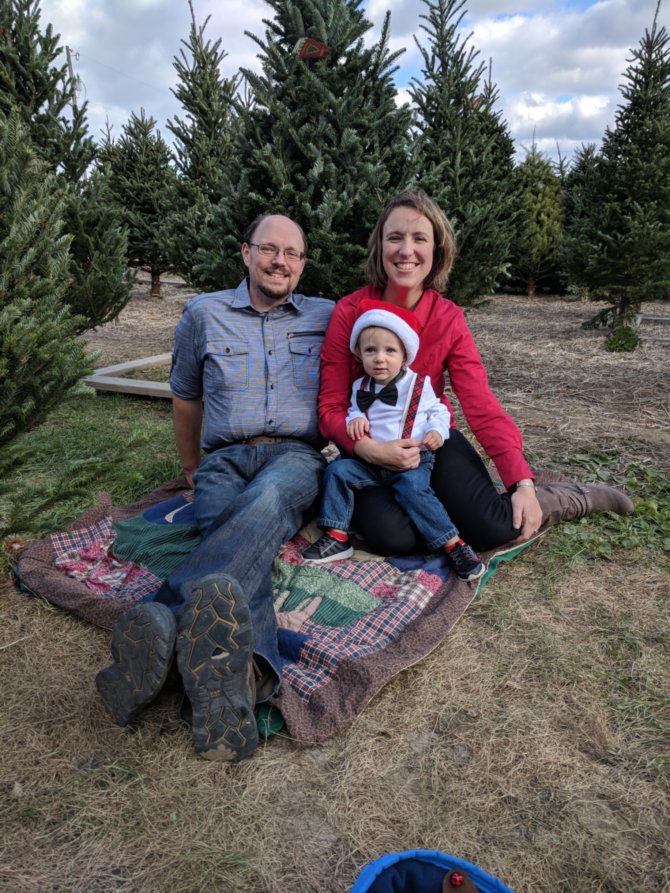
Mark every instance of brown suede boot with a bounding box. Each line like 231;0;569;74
536;481;634;531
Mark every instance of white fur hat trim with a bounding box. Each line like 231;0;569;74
350;307;420;365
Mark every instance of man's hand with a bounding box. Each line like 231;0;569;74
353;436;421;471
422;430;444;451
183;468;195;489
347;417;370;440
172;395;203;490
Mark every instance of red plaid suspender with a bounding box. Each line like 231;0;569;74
401;374;425;439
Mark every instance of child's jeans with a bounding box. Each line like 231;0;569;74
318;451;459;551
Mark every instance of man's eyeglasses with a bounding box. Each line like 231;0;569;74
248;242;305;262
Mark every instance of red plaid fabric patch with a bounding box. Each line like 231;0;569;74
283;597;422;698
50;516;160;603
50;517;115;555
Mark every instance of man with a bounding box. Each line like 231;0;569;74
96;214;334;761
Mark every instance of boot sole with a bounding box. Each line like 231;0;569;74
95;602;177;726
177;575;258;762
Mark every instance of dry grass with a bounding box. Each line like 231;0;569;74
1;292;669;892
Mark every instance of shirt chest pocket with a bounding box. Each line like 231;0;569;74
204;339;249;391
288;333;324;391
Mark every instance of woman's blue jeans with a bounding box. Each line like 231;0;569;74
319;451;459;551
154;441;326;690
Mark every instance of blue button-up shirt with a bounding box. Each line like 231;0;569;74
170;279;334;451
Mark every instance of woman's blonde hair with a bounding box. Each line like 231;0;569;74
366;188;456;293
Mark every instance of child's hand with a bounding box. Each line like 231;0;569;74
347;417;369;440
422;430;444;451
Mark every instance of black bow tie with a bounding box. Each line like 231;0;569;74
356;380;399;412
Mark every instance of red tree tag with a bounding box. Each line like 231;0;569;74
294;37;330;60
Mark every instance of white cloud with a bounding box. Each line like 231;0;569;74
371;0;670;159
38;0;670;163
394;87;413;109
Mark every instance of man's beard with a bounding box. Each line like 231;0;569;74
256;278;292;302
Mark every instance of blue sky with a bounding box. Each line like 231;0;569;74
39;0;669;163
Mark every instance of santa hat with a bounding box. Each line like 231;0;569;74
350;299;420;365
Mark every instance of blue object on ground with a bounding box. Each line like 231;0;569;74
350;849;516;893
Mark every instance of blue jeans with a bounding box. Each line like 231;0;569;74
154;441;327;690
319;451;459;551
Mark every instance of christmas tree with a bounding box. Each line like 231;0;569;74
0;0;133;327
409;0;517;304
509;142;565;297
559;142;598;297
99;111;177;297
563;2;670;350
165;8;239;282
0;112;91;448
195;0;412;297
0;0;95;179
64;173;134;331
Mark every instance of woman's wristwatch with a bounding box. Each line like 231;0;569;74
510;479;536;492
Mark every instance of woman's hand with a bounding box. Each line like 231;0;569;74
353;436;422;470
511;486;543;542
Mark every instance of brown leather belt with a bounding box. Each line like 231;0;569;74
206;436;298;451
206;435;323;453
241;435;291;446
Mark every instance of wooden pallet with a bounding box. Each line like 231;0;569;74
84;353;173;398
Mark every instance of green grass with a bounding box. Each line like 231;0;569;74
0;388;179;554
545;449;670;561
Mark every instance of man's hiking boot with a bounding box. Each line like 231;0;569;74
96;602;177;726
302;532;354;563
535;481;634;530
177;574;258;762
445;539;486;583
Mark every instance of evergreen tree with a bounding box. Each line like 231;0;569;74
0;0;133;328
195;0;412;297
99;111;177;296
509;142;565;296
559;142;598;295
563;2;670;350
64;172;134;331
164;11;238;281
409;0;517;304
0;112;91;448
0;0;95;180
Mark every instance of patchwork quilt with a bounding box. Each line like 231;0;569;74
16;475;547;745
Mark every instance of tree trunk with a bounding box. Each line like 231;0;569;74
150;268;162;297
617;294;631;325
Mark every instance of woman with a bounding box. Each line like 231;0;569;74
318;188;633;555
